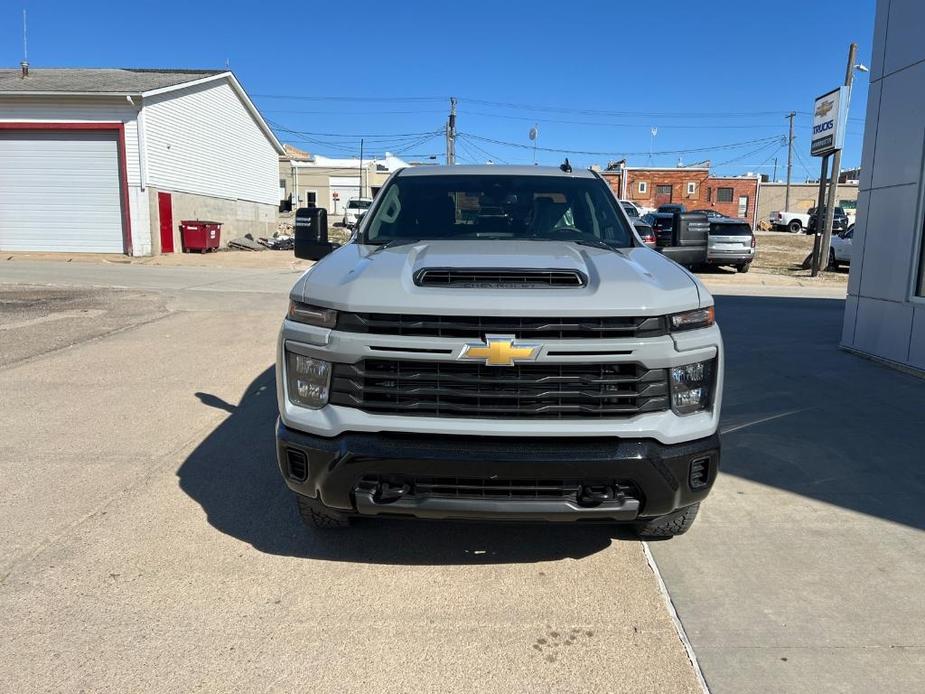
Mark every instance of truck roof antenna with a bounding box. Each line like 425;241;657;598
560;158;572;173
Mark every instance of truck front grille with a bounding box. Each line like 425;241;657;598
329;359;670;419
335;313;667;339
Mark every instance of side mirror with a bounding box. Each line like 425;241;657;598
293;207;336;260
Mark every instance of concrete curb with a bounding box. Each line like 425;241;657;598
642;541;710;694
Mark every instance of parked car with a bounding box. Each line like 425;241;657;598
640;212;657;226
689;209;728;220
829;224;854;269
619;200;642;218
706;219;756;273
344;197;373;227
769;210;811;234
631;218;656;248
657;203;686;214
281;165;723;537
807;206;849;234
651;213;675;247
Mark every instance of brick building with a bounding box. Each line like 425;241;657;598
601;167;760;227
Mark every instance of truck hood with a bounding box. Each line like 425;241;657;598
292;240;708;316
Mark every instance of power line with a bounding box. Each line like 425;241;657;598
712;139;785;169
459;132;783;158
262;108;447;115
456;134;510;164
252;94;448;102
461;98;792;119
459;109;799;130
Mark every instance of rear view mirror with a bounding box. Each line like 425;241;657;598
293;207;336;260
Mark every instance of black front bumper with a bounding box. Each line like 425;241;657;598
276;421;720;522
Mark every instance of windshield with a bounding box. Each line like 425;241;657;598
621;201;640;217
347;200;372;210
362;174;634;247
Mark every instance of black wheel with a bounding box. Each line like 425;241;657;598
295;494;351;529
635;503;700;539
827;249;839;271
736;262;751;273
788;220;802;234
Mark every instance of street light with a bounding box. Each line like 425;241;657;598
855;63;870;73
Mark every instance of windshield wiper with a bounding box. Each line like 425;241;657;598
368;238;421;253
570;238;626;254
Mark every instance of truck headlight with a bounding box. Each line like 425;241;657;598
288;300;337;328
286;351;332;409
670;359;715;415
669;306;715;332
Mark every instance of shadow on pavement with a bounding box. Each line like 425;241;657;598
177;294;925;562
716;295;925;530
177;367;624;564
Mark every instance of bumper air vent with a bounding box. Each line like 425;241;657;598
286;449;309;482
689;457;711;489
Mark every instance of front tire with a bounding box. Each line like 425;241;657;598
295;494;351;529
788;220;802;234
635;503;700;539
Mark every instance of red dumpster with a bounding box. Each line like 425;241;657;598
179;220;222;253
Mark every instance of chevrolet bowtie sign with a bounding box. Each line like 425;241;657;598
460;335;540;366
811;86;849;157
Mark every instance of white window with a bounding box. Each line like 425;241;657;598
687;182;696;195
638;181;648;194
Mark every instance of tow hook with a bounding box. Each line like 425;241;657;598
577;484;624;507
373;479;410;503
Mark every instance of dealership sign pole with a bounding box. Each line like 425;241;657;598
810;43;856;275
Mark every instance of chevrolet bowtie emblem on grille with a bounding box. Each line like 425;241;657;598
460;334;540;366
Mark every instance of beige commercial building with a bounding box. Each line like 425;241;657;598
756;182;859;224
278;146;409;224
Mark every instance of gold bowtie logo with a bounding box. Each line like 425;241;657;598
815;100;834;118
461;334;540;366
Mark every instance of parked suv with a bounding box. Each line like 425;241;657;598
807;206;849;234
707;218;755;272
278;166;723;538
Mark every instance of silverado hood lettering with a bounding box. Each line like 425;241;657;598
294;240;705;316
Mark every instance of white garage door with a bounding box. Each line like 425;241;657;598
0;130;125;253
330;176;360;216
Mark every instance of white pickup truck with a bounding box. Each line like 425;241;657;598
769;210;811;234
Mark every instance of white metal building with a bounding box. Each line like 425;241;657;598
841;0;925;373
0;67;284;255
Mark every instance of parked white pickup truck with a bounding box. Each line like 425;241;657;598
769;210;811;234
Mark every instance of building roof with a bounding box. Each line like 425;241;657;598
283;144;313;161
0;67;223;94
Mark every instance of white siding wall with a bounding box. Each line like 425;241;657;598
143;80;279;205
841;0;925;372
0;96;151;255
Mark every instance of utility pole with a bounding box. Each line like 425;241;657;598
358;138;364;200
772;157;778;181
818;42;858;273
445;97;457;165
785;111;795;210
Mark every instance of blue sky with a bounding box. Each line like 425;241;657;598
4;1;875;178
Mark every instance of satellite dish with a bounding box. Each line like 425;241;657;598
528;126;538;141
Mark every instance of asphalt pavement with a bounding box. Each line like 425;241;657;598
0;260;920;693
0;262;702;694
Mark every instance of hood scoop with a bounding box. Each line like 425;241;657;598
414;267;588;289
